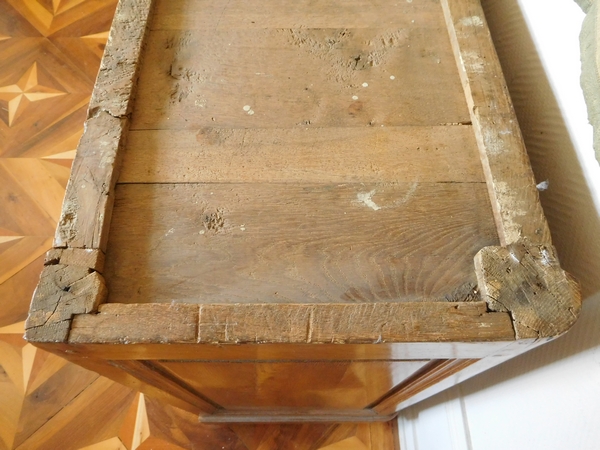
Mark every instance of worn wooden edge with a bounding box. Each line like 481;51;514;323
27;0;155;343
25;249;108;343
475;241;582;339
65;301;515;345
441;0;551;246
54;0;154;251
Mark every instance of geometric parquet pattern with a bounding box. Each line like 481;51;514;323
0;2;399;448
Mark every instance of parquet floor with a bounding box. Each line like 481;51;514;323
0;1;399;448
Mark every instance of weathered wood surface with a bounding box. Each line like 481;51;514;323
441;0;551;245
475;241;581;339
25;249;107;342
68;301;514;345
151;0;444;30
54;0;153;251
120;126;483;183
104;182;498;305
130;25;469;130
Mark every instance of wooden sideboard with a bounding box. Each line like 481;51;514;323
25;0;581;423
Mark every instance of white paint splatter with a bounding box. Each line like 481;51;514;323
357;190;381;211
240;225;246;231
243;105;251;111
362;82;369;87
165;228;174;237
247;109;255;115
536;180;549;191
199;230;205;235
461;51;485;73
352;95;359;100
389;75;395;80
460;16;484;27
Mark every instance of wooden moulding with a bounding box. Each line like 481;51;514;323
25;0;154;343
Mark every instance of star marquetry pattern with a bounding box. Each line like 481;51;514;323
0;62;66;126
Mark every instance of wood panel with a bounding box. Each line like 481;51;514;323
151;0;445;30
156;360;429;410
104;182;498;305
121;125;484;183
130;13;470;130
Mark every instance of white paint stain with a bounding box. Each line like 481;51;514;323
357;190;381;211
392;182;418;206
362;82;369;87
352;95;359;100
460;16;484;27
390;75;396;80
165;228;175;237
240;224;246;231
495;181;528;243
199;230;205;235
461;51;486;73
483;128;506;155
536;180;550;191
243;105;251;111
247;109;255;115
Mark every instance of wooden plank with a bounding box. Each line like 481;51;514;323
69;302;513;345
120;126;484;183
130;25;470;130
70;303;199;344
441;0;551;245
104;183;499;305
156;360;429;410
151;0;445;30
196;302;513;344
54;0;154;251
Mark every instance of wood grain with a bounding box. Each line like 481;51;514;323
120;125;484;183
155;359;428;411
68;301;514;345
441;0;551;245
150;0;445;30
104;182;499;305
130;25;470;130
54;0;154;250
475;241;581;339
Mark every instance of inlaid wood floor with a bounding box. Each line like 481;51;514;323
0;1;400;448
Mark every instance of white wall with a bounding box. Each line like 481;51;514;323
399;1;600;449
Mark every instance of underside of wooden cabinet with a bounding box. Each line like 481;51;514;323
25;0;581;422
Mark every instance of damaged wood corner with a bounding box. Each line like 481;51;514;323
474;240;581;340
25;248;107;343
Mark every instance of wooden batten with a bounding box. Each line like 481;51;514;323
67;301;515;345
54;0;153;251
26;0;154;343
441;0;551;245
